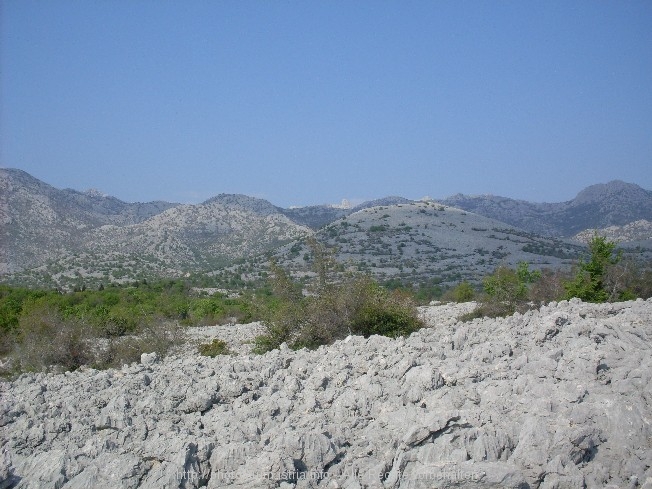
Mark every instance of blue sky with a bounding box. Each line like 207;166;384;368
2;1;651;207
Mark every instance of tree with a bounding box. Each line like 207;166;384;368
564;235;621;302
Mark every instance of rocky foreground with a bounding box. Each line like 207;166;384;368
1;299;652;489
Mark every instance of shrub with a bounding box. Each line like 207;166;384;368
0;287;49;355
13;304;94;372
350;281;423;338
369;225;388;232
9;299;185;373
528;268;570;305
253;242;423;353
251;261;306;352
463;262;541;319
190;298;225;325
444;281;475;303
603;256;652;301
94;304;140;337
198;338;232;357
288;276;422;350
96;320;185;368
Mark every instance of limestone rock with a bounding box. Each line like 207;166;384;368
1;299;652;488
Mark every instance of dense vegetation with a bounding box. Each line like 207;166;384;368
0;280;253;374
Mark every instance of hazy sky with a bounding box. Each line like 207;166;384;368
2;1;651;207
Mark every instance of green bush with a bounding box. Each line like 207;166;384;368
190;298;225;325
561;236;652;302
445;281;475;303
459;241;652;322
350;282;423;338
252;262;307;352
462;262;541;320
484;262;540;304
0;286;48;355
198;339;232;357
4;289;186;373
0;279;263;374
253;242;423;353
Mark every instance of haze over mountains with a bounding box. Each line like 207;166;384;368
1;168;651;289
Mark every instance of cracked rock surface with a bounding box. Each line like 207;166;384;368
1;299;652;489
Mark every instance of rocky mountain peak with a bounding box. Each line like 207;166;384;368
573;180;649;205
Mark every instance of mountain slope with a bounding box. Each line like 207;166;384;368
85;199;312;269
442;180;652;238
573;219;652;244
0;168;179;273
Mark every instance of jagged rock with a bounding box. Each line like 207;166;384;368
1;299;652;488
140;352;158;367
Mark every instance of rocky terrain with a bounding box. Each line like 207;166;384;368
573;220;652;245
2;299;651;488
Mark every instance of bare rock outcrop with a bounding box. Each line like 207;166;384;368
2;299;652;488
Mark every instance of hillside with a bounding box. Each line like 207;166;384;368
7;198;312;289
442;180;652;238
2;298;651;488
573;219;652;244
280;197;412;230
268;200;583;288
0;168;179;274
85;198;312;269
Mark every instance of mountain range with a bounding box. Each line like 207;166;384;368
442;180;652;238
1;168;651;289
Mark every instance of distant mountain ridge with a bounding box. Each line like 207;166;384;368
0;169;180;274
2;168;651;289
441;180;652;237
0;169;311;278
1;168;179;227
